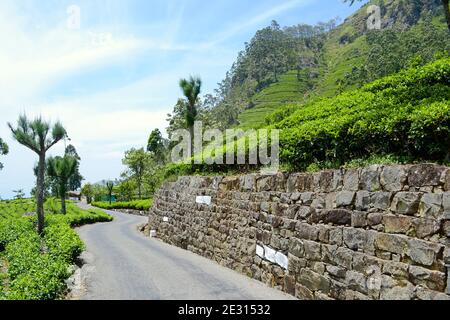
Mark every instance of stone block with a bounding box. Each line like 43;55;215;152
412;218;441;239
326;265;347;279
408;164;447;187
336;191;355;208
351;211;368;228
416;287;450;300
323;209;352;225
383;215;412;234
283;275;296;296
407;239;443;267
380;166;407;192
380;281;415;300
359;165;381;191
391;192;421;215
295;283;314;300
382;261;408;278
355;191;370;211
329;227;343;246
370;192;391;210
303;240;322;261
443;193;450;219
343;169;359;191
375;233;408;255
418;193;443;219
443;169;450;191
343;228;367;251
345;270;368;294
409;265;446;291
298;269;331;293
288;238;304;258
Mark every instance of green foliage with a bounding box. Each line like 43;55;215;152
8;114;67;234
0;137;8;171
64;145;84;191
46;155;78;214
147;129;167;164
92;199;153;211
273;58;450;170
0;198;112;300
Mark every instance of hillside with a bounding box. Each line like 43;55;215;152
234;0;449;130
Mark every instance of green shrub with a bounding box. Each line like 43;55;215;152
92;199;153;211
0;198;112;300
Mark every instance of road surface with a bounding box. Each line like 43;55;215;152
74;204;295;300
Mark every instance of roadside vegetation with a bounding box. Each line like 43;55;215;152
0;199;111;300
91;199;153;211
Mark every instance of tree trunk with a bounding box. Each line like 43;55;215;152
189;125;194;160
138;180;142;199
61;194;66;214
442;0;450;31
36;153;46;235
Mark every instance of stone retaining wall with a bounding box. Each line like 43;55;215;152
148;164;450;300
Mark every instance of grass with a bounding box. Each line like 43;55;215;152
0;198;112;300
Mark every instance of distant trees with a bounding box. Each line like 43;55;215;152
122;148;151;199
81;183;94;204
8;115;66;234
147;129;167;164
65;145;84;191
106;181;114;205
12;189;25;200
46;155;78;214
0;138;8;171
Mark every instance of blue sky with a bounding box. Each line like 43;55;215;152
0;0;366;199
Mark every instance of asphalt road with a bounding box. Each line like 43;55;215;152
75;204;295;300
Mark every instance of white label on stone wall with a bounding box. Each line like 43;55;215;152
150;230;157;238
196;196;212;205
163;217;169;222
256;245;265;258
275;251;289;270
264;245;276;263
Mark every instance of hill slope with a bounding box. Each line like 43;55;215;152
234;0;449;130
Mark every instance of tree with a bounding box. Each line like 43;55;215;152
122;148;151;199
115;179;136;202
12;189;25;200
46;155;78;214
106;181;114;205
8;115;66;234
65;145;84;191
0;138;8;170
147;129;166;164
179;76;202;156
81;183;94;204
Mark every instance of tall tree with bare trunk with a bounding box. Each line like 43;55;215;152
8;115;66;234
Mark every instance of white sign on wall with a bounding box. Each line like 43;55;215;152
163;217;169;222
196;196;212;205
263;245;276;264
256;245;265;258
275;252;289;270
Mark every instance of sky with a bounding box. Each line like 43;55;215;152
0;0;365;199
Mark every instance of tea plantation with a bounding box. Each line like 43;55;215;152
0;199;112;300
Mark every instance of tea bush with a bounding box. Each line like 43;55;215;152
0;198;112;300
92;199;153;211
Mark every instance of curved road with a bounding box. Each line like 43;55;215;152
75;204;295;300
